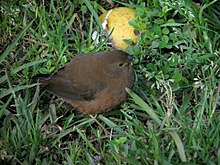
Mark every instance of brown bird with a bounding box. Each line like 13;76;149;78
37;50;134;114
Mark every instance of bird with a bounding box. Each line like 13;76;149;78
36;50;134;114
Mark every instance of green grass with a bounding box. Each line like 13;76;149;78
0;0;219;164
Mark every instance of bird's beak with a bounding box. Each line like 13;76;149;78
127;55;134;63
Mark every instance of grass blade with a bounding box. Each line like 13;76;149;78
126;88;162;125
99;115;126;136
0;21;33;64
0;84;38;99
83;0;102;28
169;131;187;162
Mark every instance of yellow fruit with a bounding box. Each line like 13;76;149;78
99;7;137;51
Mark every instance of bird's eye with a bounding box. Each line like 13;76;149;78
118;63;124;67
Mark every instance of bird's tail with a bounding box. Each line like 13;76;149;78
32;74;51;88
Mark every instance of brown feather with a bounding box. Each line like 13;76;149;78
38;50;134;114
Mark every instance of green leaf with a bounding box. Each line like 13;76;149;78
154;26;162;36
99;115;127;135
133;45;140;53
0;84;38;99
170;131;187;162
12;59;47;75
112;137;127;146
154;18;165;24
83;0;102;28
124;39;134;45
126;46;134;55
145;31;155;40
76;127;100;155
126;88;162;125
39;68;49;74
81;5;88;14
0;21;33;64
61;56;67;65
0;59;47;84
152;40;160;48
167;19;175;23
161;23;185;27
168;54;179;67
0;95;13;117
49;67;55;73
162;27;169;34
172;69;182;83
170;33;177;41
160;35;169;48
46;60;52;68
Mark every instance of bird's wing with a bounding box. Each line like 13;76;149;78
47;62;106;101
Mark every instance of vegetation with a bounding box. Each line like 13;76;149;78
0;0;219;164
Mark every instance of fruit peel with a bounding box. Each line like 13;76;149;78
99;7;138;51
